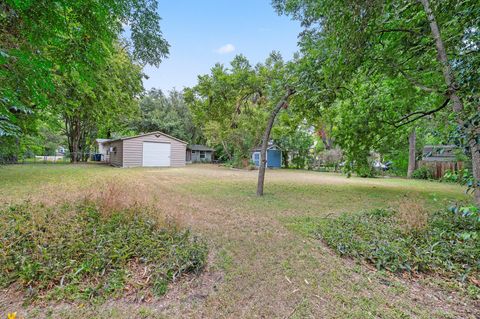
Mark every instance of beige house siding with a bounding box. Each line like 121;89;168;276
107;140;123;167
122;133;186;167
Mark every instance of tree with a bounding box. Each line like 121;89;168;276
52;46;144;162
131;89;202;143
185;55;270;164
274;0;480;203
419;0;479;201
1;0;169;161
272;113;315;169
185;52;297;194
256;88;294;196
407;129;417;178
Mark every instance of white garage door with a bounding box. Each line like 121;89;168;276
142;142;171;167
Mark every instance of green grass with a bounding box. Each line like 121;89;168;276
0;164;476;318
0;201;207;302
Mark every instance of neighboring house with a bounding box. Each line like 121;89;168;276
422;145;457;161
418;145;463;179
95;138;111;161
251;144;282;168
55;146;66;156
186;144;214;163
101;132;187;167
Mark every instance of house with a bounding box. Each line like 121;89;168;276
421;145;457;161
418;145;463;179
251;144;282;168
95;139;111;161
186;144;214;163
101;132;187;167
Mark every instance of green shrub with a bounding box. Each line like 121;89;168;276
0;203;207;301
314;206;479;294
412;166;433;180
356;165;378;178
442;168;473;185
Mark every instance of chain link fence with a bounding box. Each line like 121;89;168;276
1;151;107;165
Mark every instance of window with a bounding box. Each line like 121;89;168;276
192;150;196;154
254;153;260;160
200;151;206;159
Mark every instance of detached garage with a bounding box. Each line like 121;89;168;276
103;132;187;168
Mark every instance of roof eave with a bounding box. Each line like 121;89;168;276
104;131;188;144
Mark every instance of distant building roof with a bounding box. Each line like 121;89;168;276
103;131;187;144
188;144;214;151
252;143;281;152
96;138;111;144
422;145;458;161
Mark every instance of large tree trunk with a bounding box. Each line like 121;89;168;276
420;0;480;204
65;114;82;163
319;124;333;150
221;140;232;161
407;128;416;178
282;150;289;168
257;89;294;196
470;123;480;203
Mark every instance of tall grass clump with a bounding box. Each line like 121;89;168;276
0;202;207;301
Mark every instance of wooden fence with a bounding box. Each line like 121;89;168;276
417;160;463;179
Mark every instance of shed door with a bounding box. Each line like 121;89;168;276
253;152;260;166
142;142;171;167
267;149;281;168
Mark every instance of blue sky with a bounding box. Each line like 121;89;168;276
142;0;302;92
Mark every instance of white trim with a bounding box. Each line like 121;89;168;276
252;151;268;167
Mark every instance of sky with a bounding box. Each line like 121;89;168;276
142;0;302;92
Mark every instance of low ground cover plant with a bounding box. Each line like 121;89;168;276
314;202;479;297
0;202;207;301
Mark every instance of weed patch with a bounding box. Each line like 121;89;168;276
0;202;208;302
309;206;480;297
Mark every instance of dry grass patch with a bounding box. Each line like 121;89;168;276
394;198;429;232
85;182;153;215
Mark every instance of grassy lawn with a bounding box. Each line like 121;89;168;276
0;164;478;318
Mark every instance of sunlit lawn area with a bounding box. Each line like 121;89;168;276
0;164;477;318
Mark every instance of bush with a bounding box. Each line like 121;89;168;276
0;202;207;301
412;166;433;180
442;168;473;185
314;204;480;294
356;165;378;178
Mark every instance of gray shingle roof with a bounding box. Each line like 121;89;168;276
103;131;188;144
188;144;214;151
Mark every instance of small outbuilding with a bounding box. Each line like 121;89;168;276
251;144;282;169
186;144;214;163
95;138;111;161
102;132;187;168
417;145;463;179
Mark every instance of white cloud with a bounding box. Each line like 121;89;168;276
215;44;235;54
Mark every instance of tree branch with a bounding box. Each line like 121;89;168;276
377;28;419;35
387;98;450;128
396;67;442;93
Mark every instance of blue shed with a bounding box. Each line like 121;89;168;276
251;144;282;168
